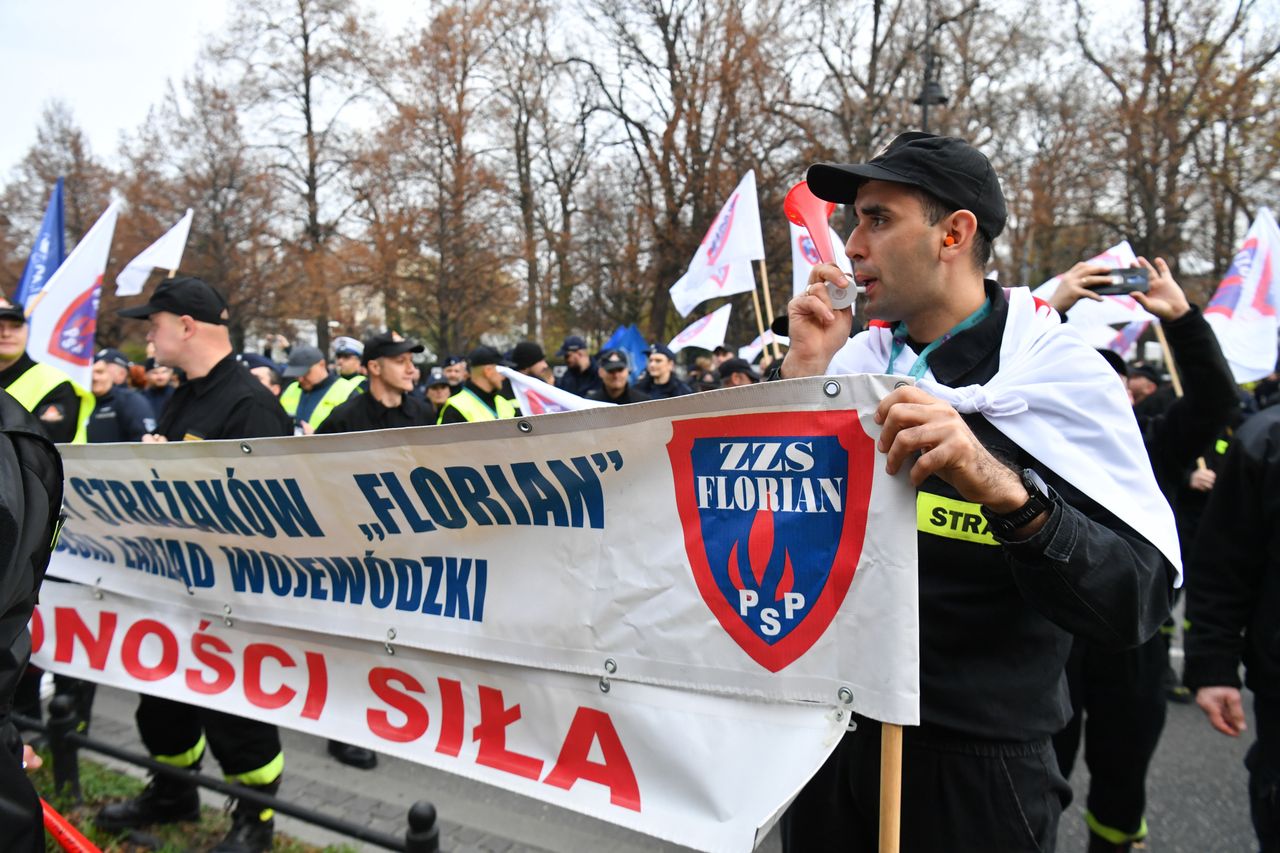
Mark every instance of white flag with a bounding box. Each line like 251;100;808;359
115;209;193;296
669;172;765;316
1204;207;1280;382
669;262;756;317
496;365;610;414
738;330;789;363
790;222;851;297
669;303;732;354
26;201;121;392
1030;241;1154;327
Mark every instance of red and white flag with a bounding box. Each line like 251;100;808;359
669;304;732;354
1031;241;1153;327
25;201;121;391
1204;208;1280;382
669;172;765;316
116;208;193;296
790;222;851;297
738;330;788;363
496;366;609;414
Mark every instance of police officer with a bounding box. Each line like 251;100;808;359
586;350;650;404
87;349;156;442
0;297;92;444
634;343;693;398
424;367;452;413
442;354;469;394
436;346;520;424
142;357;176;416
99;276;292;853
318;332;433;434
332;336;368;391
554;335;602;398
717;357;760;387
279;345;359;433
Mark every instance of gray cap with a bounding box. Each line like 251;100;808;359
283;345;326;378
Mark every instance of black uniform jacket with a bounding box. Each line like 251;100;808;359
87;384;155;443
1184;403;1280;701
157;354;291;441
317;391;435;434
556;361;603;398
906;282;1174;740
585;385;651;405
0;353;81;444
634;374;693;399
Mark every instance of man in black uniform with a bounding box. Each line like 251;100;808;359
555;335;602;398
87;349;156;443
1185;409;1280;853
634;343;693;398
319;332;433;434
586;350;650;405
776;133;1176;852
99;276;292;853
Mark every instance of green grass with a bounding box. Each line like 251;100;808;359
31;751;358;852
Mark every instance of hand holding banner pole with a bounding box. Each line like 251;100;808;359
784;181;859;310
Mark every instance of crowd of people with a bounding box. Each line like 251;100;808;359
0;130;1275;853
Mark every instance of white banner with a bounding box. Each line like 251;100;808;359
32;585;840;853
669;303;733;353
116;208;193;296
1031;240;1154;327
47;378;920;849
790;222;852;297
25;201;121;392
1204;207;1280;383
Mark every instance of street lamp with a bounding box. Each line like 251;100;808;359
914;4;949;132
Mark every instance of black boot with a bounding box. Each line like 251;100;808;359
327;738;377;770
211;779;279;853
96;771;200;831
1086;831;1132;853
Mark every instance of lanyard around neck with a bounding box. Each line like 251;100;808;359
886;297;992;379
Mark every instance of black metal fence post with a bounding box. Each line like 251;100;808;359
46;694;81;802
406;801;440;853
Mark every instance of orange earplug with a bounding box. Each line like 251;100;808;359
944;235;956;247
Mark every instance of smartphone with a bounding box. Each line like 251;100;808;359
1090;267;1149;296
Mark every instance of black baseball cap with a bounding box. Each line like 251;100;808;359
599;349;629;371
362;331;424;364
468;345;503;367
1096;349;1127;377
806;132;1007;241
557;335;587;356
718;357;759;382
117;276;230;325
1129;363;1160;384
95;348;130;368
237;352;282;373
511;341;546;371
0;298;25;323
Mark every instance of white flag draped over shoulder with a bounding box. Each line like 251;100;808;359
496;365;610;413
670;262;756;317
1204;207;1280;383
116;209;194;296
790;222;851;297
26;201;121;391
669;172;765;317
669;303;732;353
1031;241;1154;327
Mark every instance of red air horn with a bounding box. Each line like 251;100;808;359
784;181;858;309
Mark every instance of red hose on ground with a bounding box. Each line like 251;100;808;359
41;798;101;853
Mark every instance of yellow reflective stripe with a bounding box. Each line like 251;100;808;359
916;492;998;545
440;388;498;423
225;751;284;786
495;394;517;418
154;734;207;768
1215;439;1230;455
1084;810;1147;844
308;377;356;428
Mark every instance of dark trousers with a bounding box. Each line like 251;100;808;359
1053;635;1167;843
782;716;1071;853
137;694;282;781
1251;694;1280;853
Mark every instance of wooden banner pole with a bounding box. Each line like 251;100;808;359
757;259;783;360
879;723;903;853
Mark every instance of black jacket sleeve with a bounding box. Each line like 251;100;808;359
223;394;292;439
1183;408;1280;696
1141;307;1238;491
118;390;155;442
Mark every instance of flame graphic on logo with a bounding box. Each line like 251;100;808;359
726;509;796;602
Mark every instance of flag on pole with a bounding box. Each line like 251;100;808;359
25;201;121;392
496;366;610;414
738;330;789;363
669;172;766;316
669;303;732;354
1204;208;1280;383
116;208;194;296
1030;241;1154;327
14;178;65;306
790;222;851;297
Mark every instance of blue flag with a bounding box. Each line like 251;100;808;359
15;178;65;306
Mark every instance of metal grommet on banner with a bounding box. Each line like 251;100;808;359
837;686;854;705
222;604;234;628
822;380;841;397
517;420;533;434
239;442;253;455
385;628;397;655
599;658;617;694
837;686;857;731
92;578;104;601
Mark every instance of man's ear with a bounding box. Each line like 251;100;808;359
941;210;979;257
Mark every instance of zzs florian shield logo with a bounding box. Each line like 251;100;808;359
666;411;875;672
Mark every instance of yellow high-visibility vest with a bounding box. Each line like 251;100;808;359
5;361;93;443
280;375;357;429
436;387;517;424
